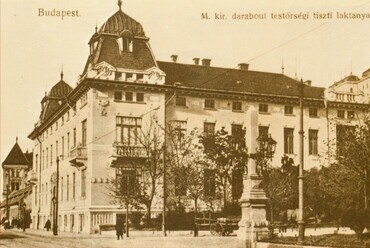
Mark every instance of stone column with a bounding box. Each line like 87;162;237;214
237;106;270;247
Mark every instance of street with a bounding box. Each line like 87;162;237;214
0;230;243;248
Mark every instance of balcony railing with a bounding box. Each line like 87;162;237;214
70;145;87;160
113;143;148;158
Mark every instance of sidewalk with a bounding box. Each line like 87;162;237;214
3;226;213;239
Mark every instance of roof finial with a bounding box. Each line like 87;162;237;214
61;65;64;80
281;59;285;74
16;136;18;143
118;0;123;11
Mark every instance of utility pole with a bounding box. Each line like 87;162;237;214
6;170;10;221
298;79;305;243
53;156;59;236
162;100;167;237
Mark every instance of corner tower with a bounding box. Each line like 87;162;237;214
82;2;164;84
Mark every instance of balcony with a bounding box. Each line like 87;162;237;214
69;145;87;169
112;142;148;159
26;171;38;184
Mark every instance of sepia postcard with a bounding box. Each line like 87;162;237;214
1;0;369;247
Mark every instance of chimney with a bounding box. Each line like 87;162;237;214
193;57;200;65
305;80;312;86
238;63;249;70
171;55;178;63
202;58;211;66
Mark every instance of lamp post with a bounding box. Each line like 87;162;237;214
53;156;60;236
298;80;305;243
237;106;276;244
22;202;26;232
5;170;10;221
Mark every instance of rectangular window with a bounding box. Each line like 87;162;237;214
72;173;76;200
125;92;133;101
258;126;269;138
259;104;268;113
347;111;355;119
285;106;294;115
203;122;215;136
205;99;215;109
61;116;64;126
61;136;64;159
337;110;345;119
82;120;87;147
232;101;242;111
126;73;134;82
56;121;58;131
116;116;142;146
231;124;243;137
66;175;69;201
61;177;63;201
73;128;76;147
67;132;70;158
136;74;143;80
81;170;86;197
116;168;140;196
114;91;122;101
56;141;58;158
67;111;70;121
136;92;144;102
204;169;216;197
308;129;318;155
46;148;49;168
231;169;243;199
115;72;122;80
50;145;53;166
175;97;186;107
173;120;187;143
122;38;133;53
309;108;318;117
284;128;294;154
50;126;53;135
45;183;48;205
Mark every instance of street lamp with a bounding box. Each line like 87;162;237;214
52;156;60;236
298;80;305;243
5;171;10;222
256;134;277;159
22;202;26;232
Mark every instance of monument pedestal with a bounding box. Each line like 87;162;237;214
237;174;270;247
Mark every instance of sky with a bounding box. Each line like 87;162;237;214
1;0;369;165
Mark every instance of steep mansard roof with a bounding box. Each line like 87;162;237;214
157;61;325;99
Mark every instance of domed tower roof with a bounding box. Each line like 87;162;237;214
99;10;145;37
39;72;73;122
48;78;73;98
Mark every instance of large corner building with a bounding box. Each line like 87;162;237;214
26;4;369;233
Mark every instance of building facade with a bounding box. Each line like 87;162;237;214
1;139;33;225
26;4;369;233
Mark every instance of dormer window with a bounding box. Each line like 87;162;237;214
117;37;133;53
123;38;133;52
90;41;99;55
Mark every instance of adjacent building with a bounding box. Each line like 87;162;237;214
1;138;33;224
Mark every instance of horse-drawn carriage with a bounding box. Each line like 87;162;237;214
195;213;240;236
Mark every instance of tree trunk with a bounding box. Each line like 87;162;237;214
223;181;227;213
126;203;129;237
146;204;152;227
365;168;369;209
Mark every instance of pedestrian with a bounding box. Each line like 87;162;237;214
193;222;199;237
115;218;124;240
44;219;51;231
